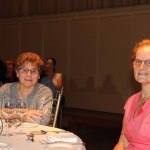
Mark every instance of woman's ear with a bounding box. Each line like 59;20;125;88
16;69;19;78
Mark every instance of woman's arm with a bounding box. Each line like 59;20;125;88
25;100;53;125
113;134;127;150
24;102;52;125
24;109;44;123
25;86;53;125
39;99;53;125
113;114;128;150
53;73;62;89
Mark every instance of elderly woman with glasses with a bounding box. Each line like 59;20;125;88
0;52;53;125
114;39;150;150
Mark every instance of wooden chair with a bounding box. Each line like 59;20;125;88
50;86;63;128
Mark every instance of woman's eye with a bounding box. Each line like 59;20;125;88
145;60;150;65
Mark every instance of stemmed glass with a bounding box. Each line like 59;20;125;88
16;100;29;134
1;100;16;136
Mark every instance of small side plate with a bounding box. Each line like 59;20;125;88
0;142;12;149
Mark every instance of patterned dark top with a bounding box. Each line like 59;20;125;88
40;76;57;98
0;82;53;125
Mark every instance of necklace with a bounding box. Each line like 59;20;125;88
140;91;150;102
133;93;146;118
140;94;146;105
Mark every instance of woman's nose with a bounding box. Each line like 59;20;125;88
139;61;146;69
27;70;32;76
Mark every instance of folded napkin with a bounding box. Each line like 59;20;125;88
46;132;79;143
43;143;76;150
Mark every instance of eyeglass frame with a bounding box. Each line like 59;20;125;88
17;67;40;75
133;58;150;67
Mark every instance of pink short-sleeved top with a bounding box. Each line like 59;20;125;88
124;92;150;150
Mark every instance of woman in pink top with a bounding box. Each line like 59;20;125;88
114;39;150;150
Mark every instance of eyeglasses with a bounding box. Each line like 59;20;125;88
133;59;150;67
18;68;39;75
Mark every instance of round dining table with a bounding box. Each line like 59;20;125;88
0;122;86;150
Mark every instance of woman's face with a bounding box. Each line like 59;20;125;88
45;59;54;70
133;46;150;85
16;61;40;88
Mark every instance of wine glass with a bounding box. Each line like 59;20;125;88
16;100;29;134
1;100;16;136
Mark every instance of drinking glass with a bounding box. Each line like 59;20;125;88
1;100;16;136
16;100;29;134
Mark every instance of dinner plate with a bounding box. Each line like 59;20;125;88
0;142;12;149
43;143;76;150
21;122;39;128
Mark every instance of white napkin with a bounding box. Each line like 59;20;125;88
46;132;79;143
43;143;76;150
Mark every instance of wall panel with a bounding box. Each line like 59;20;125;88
21;21;43;56
134;13;150;42
66;18;97;109
44;20;68;73
1;6;150;113
0;23;19;61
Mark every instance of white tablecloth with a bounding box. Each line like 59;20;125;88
0;123;86;150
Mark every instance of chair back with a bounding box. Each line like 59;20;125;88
50;86;63;127
55;85;63;98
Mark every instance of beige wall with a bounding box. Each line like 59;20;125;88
1;5;150;113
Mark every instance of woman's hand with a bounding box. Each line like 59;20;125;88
23;110;44;123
